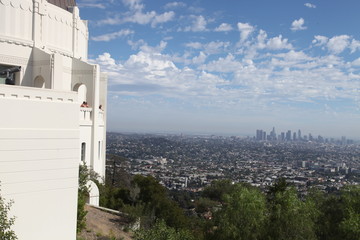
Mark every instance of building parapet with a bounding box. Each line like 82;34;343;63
0;84;77;102
79;107;105;126
80;107;92;125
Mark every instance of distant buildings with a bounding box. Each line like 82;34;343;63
254;128;353;145
107;132;360;195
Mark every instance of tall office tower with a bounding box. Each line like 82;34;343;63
309;133;313;141
263;131;266;140
286;130;292;141
281;132;285;141
270;127;276;140
341;136;346;145
298;129;302;140
0;1;107;239
293;132;297;141
256;129;262;140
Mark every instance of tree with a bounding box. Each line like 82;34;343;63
0;185;17;240
131;175;189;229
195;197;217;214
308;189;343;240
210;184;267;240
339;185;360;240
267;187;318;240
202;179;236;202
77;162;89;233
134;220;195;240
106;154;132;189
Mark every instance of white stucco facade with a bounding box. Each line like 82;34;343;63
0;0;107;239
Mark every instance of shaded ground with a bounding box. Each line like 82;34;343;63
78;205;134;240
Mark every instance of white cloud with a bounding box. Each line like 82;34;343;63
77;3;106;9
124;51;178;74
201;54;243;73
93;32;359;124
97;16;122;25
164;1;186;9
313;35;360;54
91;29;134;42
192;51;207;65
276;50;312;62
266;35;292;50
151;11;175;27
327;35;350;54
95;46;360;123
352;58;360;66
77;0;108;8
255;29;267;49
140;41;168;53
291;18;307;31
312;35;328;46
237;22;254;42
215;23;233;32
184;15;207;32
123;10;156;24
127;39;146;50
185;42;203;49
96;52;117;66
304;3;316;8
350;39;360;53
203;41;230;54
122;0;143;11
97;0;174;27
185;41;229;54
237;29;292;58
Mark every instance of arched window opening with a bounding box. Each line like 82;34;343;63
34;76;45;88
73;83;87;104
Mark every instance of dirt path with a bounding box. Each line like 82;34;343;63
78;205;134;240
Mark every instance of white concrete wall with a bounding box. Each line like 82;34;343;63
87;180;99;206
0;85;79;240
0;1;108;234
0;0;88;60
80;112;92;167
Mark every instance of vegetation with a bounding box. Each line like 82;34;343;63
77;161;90;233
0;185;17;240
209;184;267;240
134;220;194;240
99;154;360;240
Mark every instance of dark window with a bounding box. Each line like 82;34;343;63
81;142;86;162
0;64;21;85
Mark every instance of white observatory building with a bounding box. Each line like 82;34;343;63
0;0;107;239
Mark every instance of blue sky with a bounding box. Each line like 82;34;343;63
78;0;360;138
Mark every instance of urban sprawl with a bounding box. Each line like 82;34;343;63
107;131;360;195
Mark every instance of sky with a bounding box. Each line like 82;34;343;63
77;0;360;139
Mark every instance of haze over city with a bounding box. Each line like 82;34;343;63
78;0;360;138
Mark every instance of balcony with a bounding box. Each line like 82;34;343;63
79;107;105;126
79;107;92;125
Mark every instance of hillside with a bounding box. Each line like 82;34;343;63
77;205;133;240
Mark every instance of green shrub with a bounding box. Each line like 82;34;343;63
0;185;17;240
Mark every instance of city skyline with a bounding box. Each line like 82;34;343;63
78;0;360;138
255;127;353;144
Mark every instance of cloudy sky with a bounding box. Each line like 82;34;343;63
78;0;360;138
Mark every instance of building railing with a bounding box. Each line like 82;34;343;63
0;84;77;102
80;107;92;124
79;107;105;126
98;110;104;125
